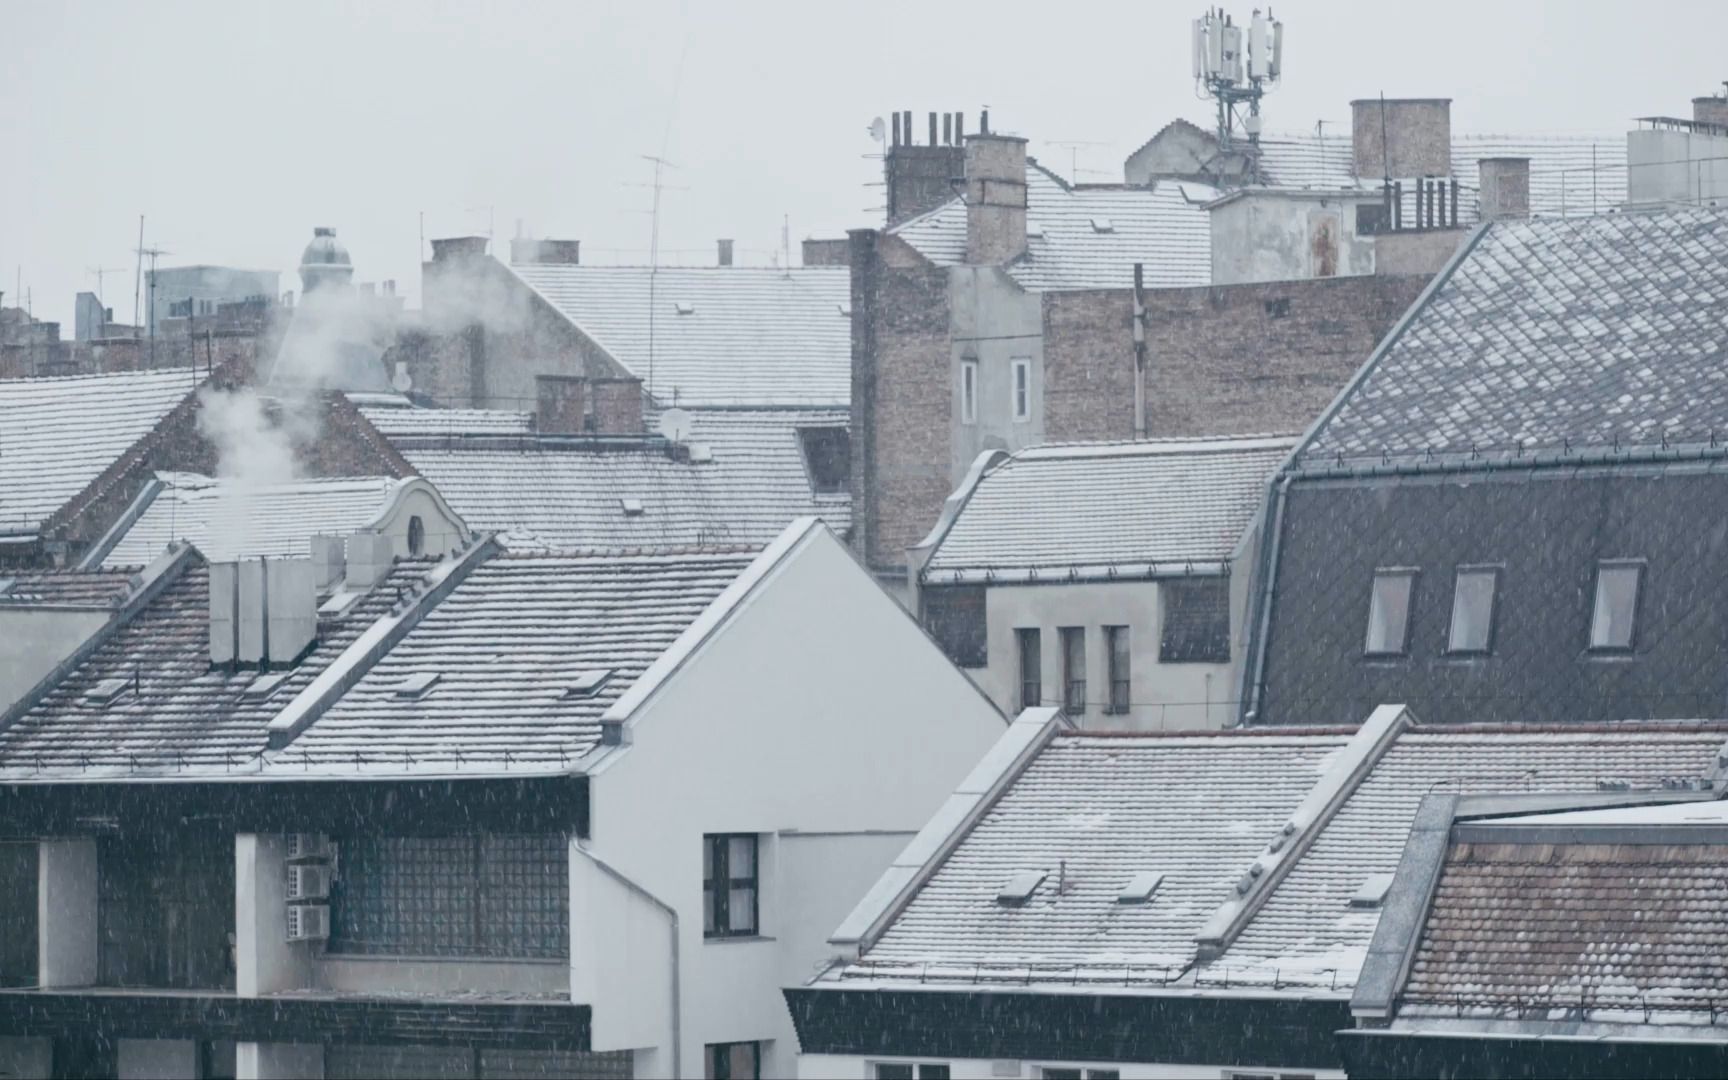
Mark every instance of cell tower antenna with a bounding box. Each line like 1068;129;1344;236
1191;7;1284;166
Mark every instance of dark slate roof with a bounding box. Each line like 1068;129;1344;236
1402;837;1728;1022
0;554;430;777
1299;207;1728;467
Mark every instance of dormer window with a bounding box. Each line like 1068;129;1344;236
797;427;850;495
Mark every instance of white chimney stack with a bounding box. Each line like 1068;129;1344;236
210;557;317;668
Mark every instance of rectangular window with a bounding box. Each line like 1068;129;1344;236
706;1042;761;1080
923;585;987;668
703;834;758;939
1446;567;1499;654
328;835;568;959
1364;569;1417;657
1590;561;1643;651
1040;1071;1121;1080
960;360;978;425
1104;626;1131;714
1017;627;1042;711
1012;358;1031;422
796;427;850;494
1060;627;1086;715
1160;577;1231;663
874;1067;951;1080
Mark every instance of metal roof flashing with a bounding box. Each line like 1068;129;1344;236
1196;704;1413;961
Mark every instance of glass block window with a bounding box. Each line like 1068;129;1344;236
1161;577;1231;663
329;834;567;959
923;586;987;668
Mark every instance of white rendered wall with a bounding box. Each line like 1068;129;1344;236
975;580;1236;731
0;608;109;716
373;485;468;560
235;833;313;996
582;526;1007;1077
37;838;97;987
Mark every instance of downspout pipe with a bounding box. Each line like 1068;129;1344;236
572;843;681;1079
1239;470;1292;724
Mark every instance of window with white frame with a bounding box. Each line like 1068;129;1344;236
874;1065;951;1080
1012;357;1032;422
960;360;978;425
1590;560;1643;651
1446;566;1499;654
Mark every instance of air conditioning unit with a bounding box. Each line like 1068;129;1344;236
286;833;332;861
286;903;330;942
286;863;333;901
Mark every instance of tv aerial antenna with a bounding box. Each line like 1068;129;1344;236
1192;7;1284;152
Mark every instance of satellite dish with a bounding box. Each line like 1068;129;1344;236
869;117;886;142
657;407;693;443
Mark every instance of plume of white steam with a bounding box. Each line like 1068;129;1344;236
419;256;534;338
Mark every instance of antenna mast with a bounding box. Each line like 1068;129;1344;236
633;154;682;401
1192;7;1284;165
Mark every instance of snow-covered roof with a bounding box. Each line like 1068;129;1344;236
392;408;849;550
356;403;534;437
920;436;1292;582
507;265;850;407
891;164;1216;290
1251;130;1627;220
263;547;761;772
834;722;1353;988
99;472;416;567
0;367;200;539
1212;723;1728;991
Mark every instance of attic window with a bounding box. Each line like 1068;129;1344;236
1349;872;1396;908
1089;217;1116;233
242;671;291;702
83;677;132;706
393;671;442;700
673;301;696;316
997;870;1047;907
837;302;852;318
1118;871;1166;904
621;497;646;517
565;669;614;699
798;427;850;495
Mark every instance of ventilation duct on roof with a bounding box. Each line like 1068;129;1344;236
210;557;316;670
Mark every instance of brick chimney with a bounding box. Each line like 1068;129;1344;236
536;374;589;434
1696;92;1728;130
964;133;1029;265
1351;98;1452;179
1477;157;1531;221
510;238;581;265
717;239;734;267
590;378;645;434
885;110;969;226
430;236;489;263
801;238;849;267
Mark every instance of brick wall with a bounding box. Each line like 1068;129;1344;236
851;231;953;572
0;327;276;380
1042;290;1137;441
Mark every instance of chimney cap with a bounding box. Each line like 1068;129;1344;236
1349;97;1454;107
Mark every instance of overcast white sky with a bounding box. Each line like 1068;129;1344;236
3;0;1723;326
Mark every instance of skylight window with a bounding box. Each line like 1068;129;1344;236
674;301;696;315
1089;217;1115;233
1117;871;1165;905
1446;567;1499;654
1590;560;1642;651
1365;569;1417;657
83;677;132;706
621;498;646;517
565;669;614;699
393;671;441;700
997;870;1047;907
242;671;291;702
1348;872;1396;908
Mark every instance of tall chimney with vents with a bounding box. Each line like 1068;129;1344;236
1696;91;1728;130
964;132;1029;265
1477;157;1531;221
209;558;316;669
717;239;734;267
884;110;972;226
1351;98;1452;179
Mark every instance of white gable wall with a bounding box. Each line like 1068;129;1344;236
580;526;1007;1076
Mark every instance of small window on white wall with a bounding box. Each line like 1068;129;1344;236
961;360;978;425
1012;358;1032;422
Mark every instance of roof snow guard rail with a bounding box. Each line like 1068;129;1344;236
1194;703;1413;962
265;535;500;750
